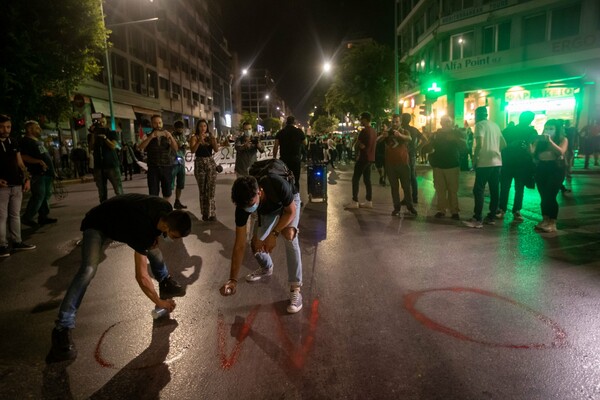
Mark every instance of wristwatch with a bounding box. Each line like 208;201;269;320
271;229;280;237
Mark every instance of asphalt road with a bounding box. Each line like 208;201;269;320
0;159;599;400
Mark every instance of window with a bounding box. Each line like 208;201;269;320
191;68;197;81
143;37;156;65
426;3;439;29
450;31;474;60
171;83;181;95
159;77;169;91
147;69;158;98
159;46;167;61
170;53;179;70
551;3;581;40
110;54;128;89
192;92;199;101
129;30;144;61
415;15;425;39
523;14;546;45
130;62;145;94
482;22;511;54
110;26;127;51
183;88;191;100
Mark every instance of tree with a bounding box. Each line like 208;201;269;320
0;0;106;133
325;41;406;122
239;111;258;130
313;115;339;135
262;117;282;133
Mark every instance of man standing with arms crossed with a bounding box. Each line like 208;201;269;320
464;106;506;228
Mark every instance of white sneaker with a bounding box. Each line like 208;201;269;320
463;218;483;228
359;201;373;208
287;289;303;313
535;219;549;230
344;201;359;209
245;267;273;282
539;221;557;233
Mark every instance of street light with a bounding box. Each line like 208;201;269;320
323;62;332;73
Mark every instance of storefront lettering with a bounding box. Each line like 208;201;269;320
552;34;597;53
443;55;502;71
542;87;576;98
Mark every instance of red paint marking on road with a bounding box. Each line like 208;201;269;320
95;322;119;368
217;305;261;370
404;287;567;349
271;299;320;369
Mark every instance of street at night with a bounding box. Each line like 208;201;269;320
0;162;599;399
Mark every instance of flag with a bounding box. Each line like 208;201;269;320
139;124;144;139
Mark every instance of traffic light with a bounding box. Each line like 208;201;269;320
73;117;85;129
156;9;167;32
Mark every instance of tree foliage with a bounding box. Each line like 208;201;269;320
313;115;339;135
239;111;258;130
325;41;407;122
0;0;106;132
262;117;282;133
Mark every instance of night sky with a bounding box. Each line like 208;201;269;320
220;0;394;122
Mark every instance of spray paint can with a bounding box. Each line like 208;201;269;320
151;306;169;319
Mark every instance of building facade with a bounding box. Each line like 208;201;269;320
72;0;221;144
397;0;600;133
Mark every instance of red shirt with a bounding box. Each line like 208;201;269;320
384;131;410;166
358;126;377;162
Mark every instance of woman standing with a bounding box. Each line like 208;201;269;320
189;119;219;221
533;119;568;232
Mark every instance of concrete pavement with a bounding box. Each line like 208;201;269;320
0;160;599;399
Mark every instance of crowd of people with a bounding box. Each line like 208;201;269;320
0;108;596;364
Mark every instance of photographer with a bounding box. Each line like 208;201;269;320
234;121;265;177
88;116;123;203
189;119;219;221
138;115;178;201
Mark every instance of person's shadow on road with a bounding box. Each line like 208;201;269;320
88;318;179;400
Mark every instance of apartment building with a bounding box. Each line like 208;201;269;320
397;0;600;133
73;0;220;143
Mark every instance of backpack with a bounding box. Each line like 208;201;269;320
249;159;295;187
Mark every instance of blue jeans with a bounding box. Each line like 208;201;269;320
472;166;501;221
22;175;53;221
94;167;123;203
0;186;23;246
148;165;174;197
253;193;302;285
56;229;169;329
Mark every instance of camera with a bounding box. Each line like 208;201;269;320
251;137;259;145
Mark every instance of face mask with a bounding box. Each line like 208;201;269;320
543;127;556;136
244;202;259;213
245;130;252;137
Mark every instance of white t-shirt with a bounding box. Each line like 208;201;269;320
474;120;504;167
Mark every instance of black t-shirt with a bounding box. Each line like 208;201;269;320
91;128;121;169
402;125;423;157
0;138;24;185
80;194;172;254
276;125;305;163
501;124;538;165
19;136;55;176
234;174;295;227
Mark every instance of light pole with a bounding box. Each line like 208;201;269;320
394;0;400;114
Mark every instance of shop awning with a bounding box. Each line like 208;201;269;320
132;106;161;116
91;98;136;120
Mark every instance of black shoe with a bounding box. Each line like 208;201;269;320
407;207;418;216
174;200;187;210
451;213;460;220
39;217;58;225
434;212;445;218
46;328;77;363
391;209;400;217
159;276;185;299
21;218;39;228
0;246;9;257
207;216;217;221
12;242;36;251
